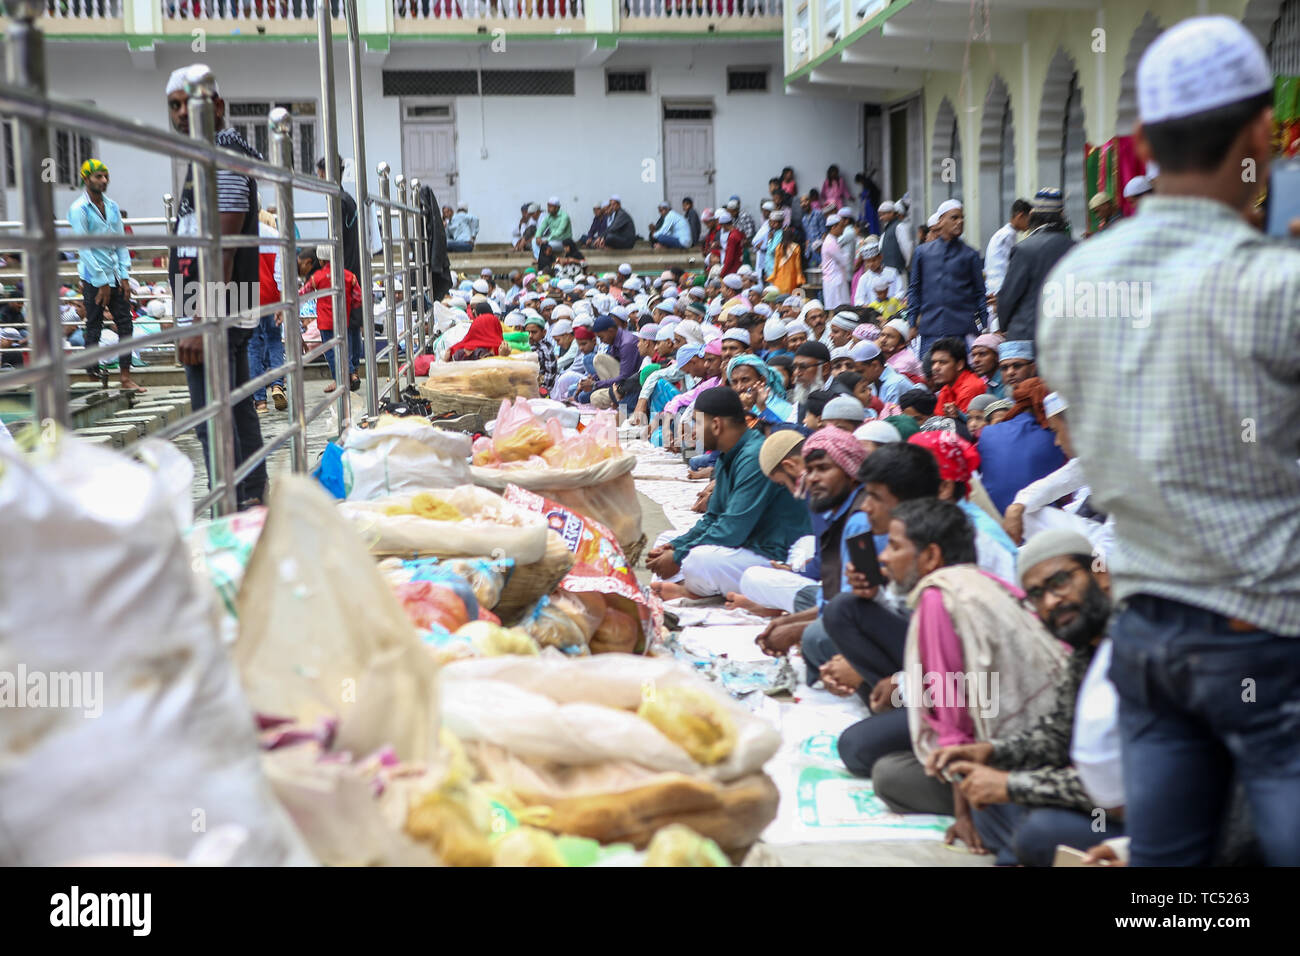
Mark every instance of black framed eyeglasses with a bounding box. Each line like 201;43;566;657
1024;565;1085;603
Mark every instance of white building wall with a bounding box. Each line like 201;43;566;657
18;38;860;245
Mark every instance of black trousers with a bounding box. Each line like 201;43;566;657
822;591;909;694
82;280;134;368
184;327;267;504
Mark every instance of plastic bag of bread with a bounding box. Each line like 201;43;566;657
590;604;640;656
422;355;540;400
516;595;590;655
644;824;730;867
481;398;556;464
638;686;738;766
456;621;540;658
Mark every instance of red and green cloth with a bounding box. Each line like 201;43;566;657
1275;76;1300;157
1084;135;1142;231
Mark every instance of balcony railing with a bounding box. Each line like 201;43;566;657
622;0;781;16
394;0;583;19
163;0;339;19
6;0;124;17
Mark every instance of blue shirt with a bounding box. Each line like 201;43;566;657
68;193;130;287
654;209;692;247
908;235;988;338
977;414;1068;514
876;363;911;406
448;212;478;243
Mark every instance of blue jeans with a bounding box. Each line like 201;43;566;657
801;617;835;685
973;804;1123;867
184;328;266;505
653;233;685;249
1110;595;1300;866
446;240;474;252
321;324;361;379
247;314;285;402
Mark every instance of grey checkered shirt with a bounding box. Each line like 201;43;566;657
1038;196;1300;636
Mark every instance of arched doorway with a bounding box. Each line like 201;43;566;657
930;97;961;213
978;75;1015;244
1037;48;1086;232
1115;12;1163;136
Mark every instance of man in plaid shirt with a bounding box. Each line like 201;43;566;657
1038;17;1300;867
523;313;557;394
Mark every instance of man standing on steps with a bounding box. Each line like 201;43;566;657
166;64;266;510
69;158;145;394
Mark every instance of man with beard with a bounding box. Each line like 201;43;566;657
790;341;830;411
926;528;1122;866
646;387;810;599
867;499;1067;855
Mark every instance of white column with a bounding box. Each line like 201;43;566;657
585;0;617;32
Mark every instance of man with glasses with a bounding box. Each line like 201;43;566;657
925;528;1122;866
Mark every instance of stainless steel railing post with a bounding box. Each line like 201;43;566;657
270;107;308;474
342;0;377;418
376;162;399;399
317;0;348;425
395;174;417;390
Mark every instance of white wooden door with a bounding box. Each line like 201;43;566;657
401;116;458;211
663;118;715;213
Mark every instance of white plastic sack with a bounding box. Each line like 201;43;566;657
440;653;780;783
341;418;472;500
1071;638;1125;809
0;433;313;865
337;484;549;563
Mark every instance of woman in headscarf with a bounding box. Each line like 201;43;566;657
449;309;509;361
726;354;796;424
820;164;850;212
767;223;806;294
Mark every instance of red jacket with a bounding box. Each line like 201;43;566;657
719;227;743;277
301;264;362;332
936;368;987;414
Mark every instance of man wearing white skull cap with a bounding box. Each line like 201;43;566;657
1039;15;1300;868
908;197;987;371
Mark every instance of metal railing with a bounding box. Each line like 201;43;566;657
163;0;339;19
0;0;436;517
621;0;781;16
393;0;582;19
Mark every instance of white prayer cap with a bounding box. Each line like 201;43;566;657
754;304;772;318
625;276;644;291
935;199;963;218
540;296;557;309
769;209;783;221
926;212;941;228
472;278;491;294
878;200;896;214
457;201;469;211
315;244;332;261
830;312;860;331
738;264;754;276
855;420;902;445
859;236;881;257
556;278;576;292
850;340;882;362
609;193;622;203
1138;16;1271;125
618;262;633;276
726;198;739;209
636;323;660;341
706;301;723;317
1123;175;1153;199
548;195;561;206
723;328;751;345
785;319;811;336
504;311;526;328
823;395;866;423
800;298;824;315
551;319;573;336
722;274;743;290
552;304;573;320
1146;160;1161;179
761;200;775;211
837;206;854;218
480;267;493;277
763;318;788;341
688;286;706;300
830;345;855;362
716;209;733;224
1044;391;1069;419
165;64;220;96
675;319;704;345
885;318;911;340
146;299;167;319
872;274;892;292
655;325;676;342
573;313;594;328
826;214;842;226
658;200;671;209
450;295;468;310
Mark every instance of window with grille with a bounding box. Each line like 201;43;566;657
727;68;768;93
227;100;317;170
383;69;575;97
606;70;648;94
53;128;95;188
663;107;713;120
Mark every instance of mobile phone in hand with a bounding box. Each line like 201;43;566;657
845;532;884;588
1266;159;1300;238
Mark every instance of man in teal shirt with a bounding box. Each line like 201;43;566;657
533;196;572;258
647;387;810;598
68;158;143;392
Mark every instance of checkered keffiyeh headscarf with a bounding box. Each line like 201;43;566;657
79;159;107;181
805;424;867;480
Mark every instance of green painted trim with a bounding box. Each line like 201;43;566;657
43;29;779;44
783;0;913;85
364;33;390;52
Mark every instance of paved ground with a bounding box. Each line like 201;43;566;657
181;379;354;510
